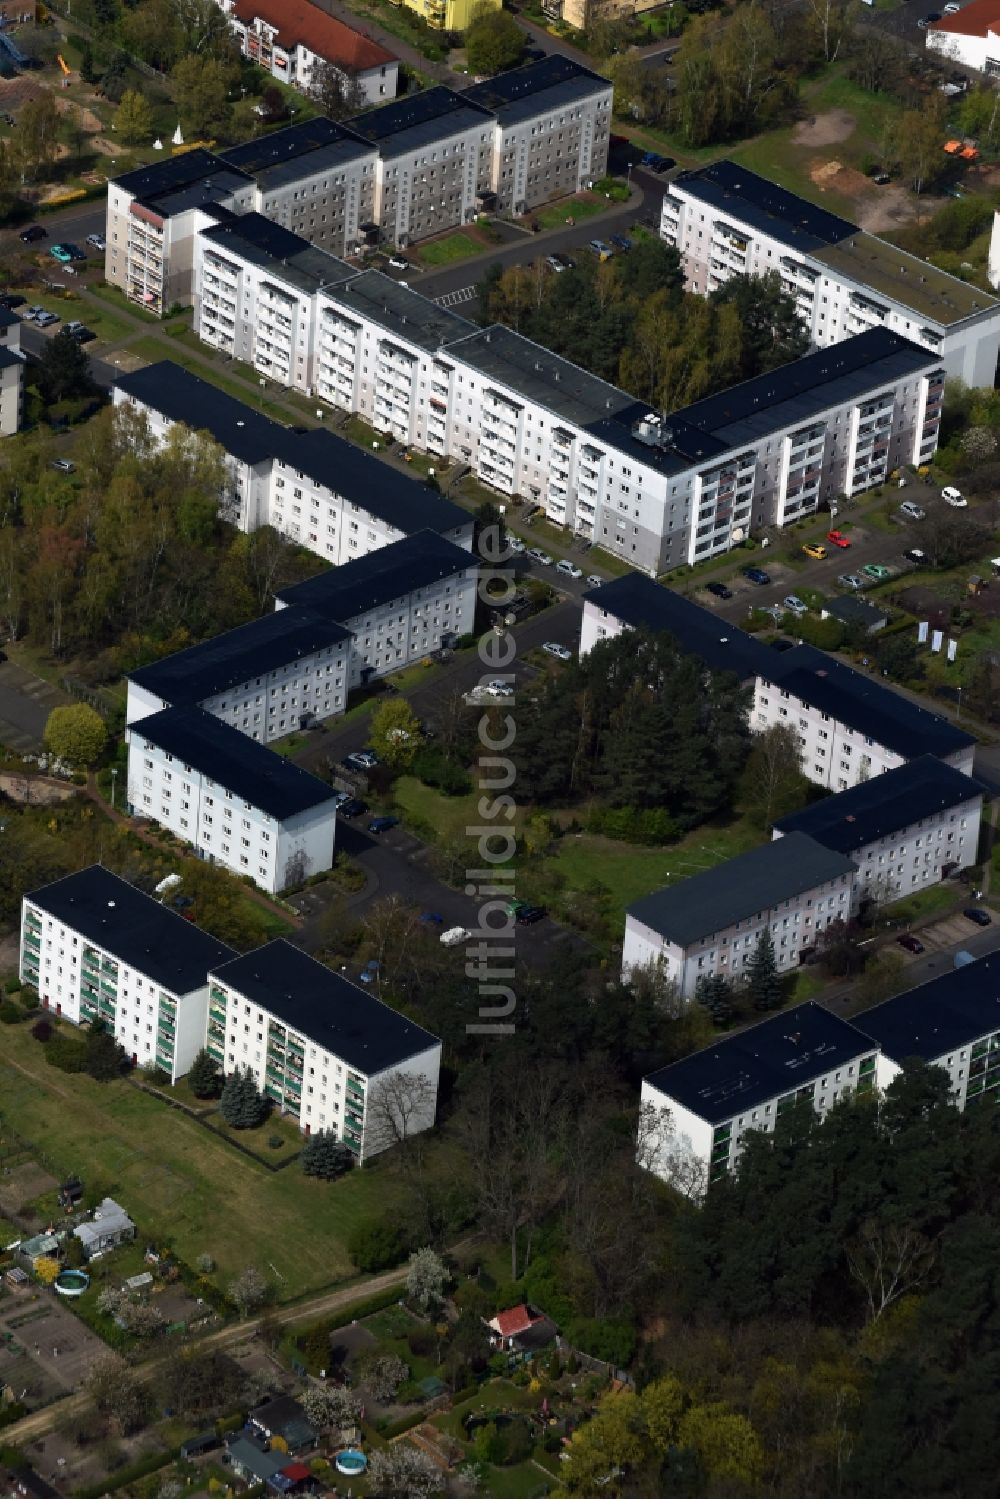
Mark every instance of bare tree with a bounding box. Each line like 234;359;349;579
636;1098;708;1202
365;1069;438;1159
84;1353;150;1435
847;1219;936;1322
228;1265;269;1318
366;1445;440;1499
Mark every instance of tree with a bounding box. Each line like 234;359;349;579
301;1128;353;1180
97;1286;165;1339
11;93;59;183
113;89;154;145
710;271;810;378
366;1446;440;1499
228;1265;269;1317
219;1066;269;1128
745;929;783;1012
695;972;734;1026
357;1351;409;1400
473;500;507;559
562;1390;648;1494
299;1382;363;1432
368;696;423;770
307;60;364;119
677;1401;766;1487
187;1046;222;1099
35;329;98;407
847;1218;936;1323
84;1019;127;1081
84;1353;150;1434
464;3;525;76
900;98;947;195
348;1215;409;1271
406;1246;449;1311
171;53;237;137
739;722;806;828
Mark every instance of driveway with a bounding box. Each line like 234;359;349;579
0;660;72;754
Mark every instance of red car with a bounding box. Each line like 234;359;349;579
897;934;925;954
827;530;851;548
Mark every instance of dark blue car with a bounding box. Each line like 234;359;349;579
367;815;399;834
743;567;771;585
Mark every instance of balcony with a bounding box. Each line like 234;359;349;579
347;1079;365;1100
156;1051;173;1073
209;1004;227;1027
23;931;40;950
207;1038;224;1062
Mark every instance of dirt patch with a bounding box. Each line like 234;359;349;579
0;1162;59;1216
856;181;920;234
89;136;121;157
0;76;45;110
792;109;856;148
53;97;102;133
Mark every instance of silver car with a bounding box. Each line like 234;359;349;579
542;641;573;661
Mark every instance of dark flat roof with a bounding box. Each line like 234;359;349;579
129;606;352;707
860;955;1000;1064
627;831;855;948
762;645;975;761
25;865;235;994
329;270;475;352
200;214;353;294
672;159;859;254
462;55;609;124
348;86;493;157
219;117;371;184
114;363;472;535
210;939;440;1073
0;345;23;373
773;755;984;855
131;707;337;821
0;307;20;330
446;323;634;429
822;594;889;627
645;1002;874;1124
583;573;776;682
276;529;475;620
141;177;248;220
114;148;243;200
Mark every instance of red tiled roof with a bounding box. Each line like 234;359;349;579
233;0;394;72
280;1464;312;1482
929;0;1000;36
492;1304;538;1338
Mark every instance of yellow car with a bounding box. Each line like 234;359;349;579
802;543;827;560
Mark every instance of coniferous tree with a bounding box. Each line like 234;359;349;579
695;973;734;1026
746;930;784;1013
187;1046;221;1099
219;1067;268;1128
301;1129;352;1180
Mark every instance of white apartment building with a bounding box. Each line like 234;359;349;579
463;56;612;215
219;0;398;105
207;939;441;1160
773;754;984;904
623;833;857;1000
754;644;977;791
20;866;235;1081
926;0;1000;74
274;529;478;687
660;160;1000;387
641;1002;879;1194
864;955;1000;1110
112;361;474;565
0;308;24;437
126;705;338;894
126;606;353;746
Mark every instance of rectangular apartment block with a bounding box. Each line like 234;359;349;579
207;939;441;1159
112;361;474;561
126;706;338;894
641;1001;878;1194
660;159;1000;386
20;866;235;1081
623;832;857;1000
773;755;984;904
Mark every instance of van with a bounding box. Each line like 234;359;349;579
899;500;925;520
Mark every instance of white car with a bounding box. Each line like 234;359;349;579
586;574;604;587
440;926;469;947
941;487;967;507
526;547;554;566
782;594;808;616
388;254;409;271
899;500;925;520
506;536;525;554
555;559;583;579
86;233;106;251
542;641;572;661
485;679;514;697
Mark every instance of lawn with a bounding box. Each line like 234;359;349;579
534;194;609;230
548;816;765;933
883;882;965;927
393;775;495;843
417;232;480;267
0;1021;396;1299
88;282;166;325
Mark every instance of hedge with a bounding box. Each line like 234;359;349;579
378;1409;430;1439
73;1445;180;1499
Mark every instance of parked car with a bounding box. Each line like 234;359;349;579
941;486;967;507
551;252;575;270
904;548;928;565
337;797;368;818
542;641;573;661
705;580;733;599
899;500;925;520
506;535;525;554
610;234;632;252
862;562;891;580
897;934;925;954
332;790;353;807
783;594;808;615
652;156;675;171
35;311;58;327
485;679;514;697
743;566;770;585
586;574;604;587
826;530;851;548
23;305;44;321
49;458;75;473
964;907;992;926
86;233;106;251
71;326;96;343
367;815;399;834
516;904;547;924
440;926;470;947
802;542;827;560
545;254;568;273
420;911;443;924
555;558;583;579
387;254;409;271
49;244;73;263
526;547;553;566
838;572;864;589
19;224;46;242
343;750;378;771
588;238;614;260
63;243;87;261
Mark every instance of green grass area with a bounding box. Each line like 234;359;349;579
416;232;480;267
88;282;168;326
269;732;311;759
883;882;965;927
393;775;492;842
548;817;765;934
534;194;609;230
386;659;443;692
208;1107;303;1165
0;1022;394;1299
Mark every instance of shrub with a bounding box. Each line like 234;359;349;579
565;1316;637;1367
411;745;472;796
46;1035;87;1072
4;976;19;993
0;1000;22;1024
348;1216;409;1273
31;1018;53;1043
406;1325;437;1357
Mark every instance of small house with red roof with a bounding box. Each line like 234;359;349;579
486;1303;558;1357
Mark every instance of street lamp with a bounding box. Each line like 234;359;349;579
110;766;118;810
258;377;266;409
